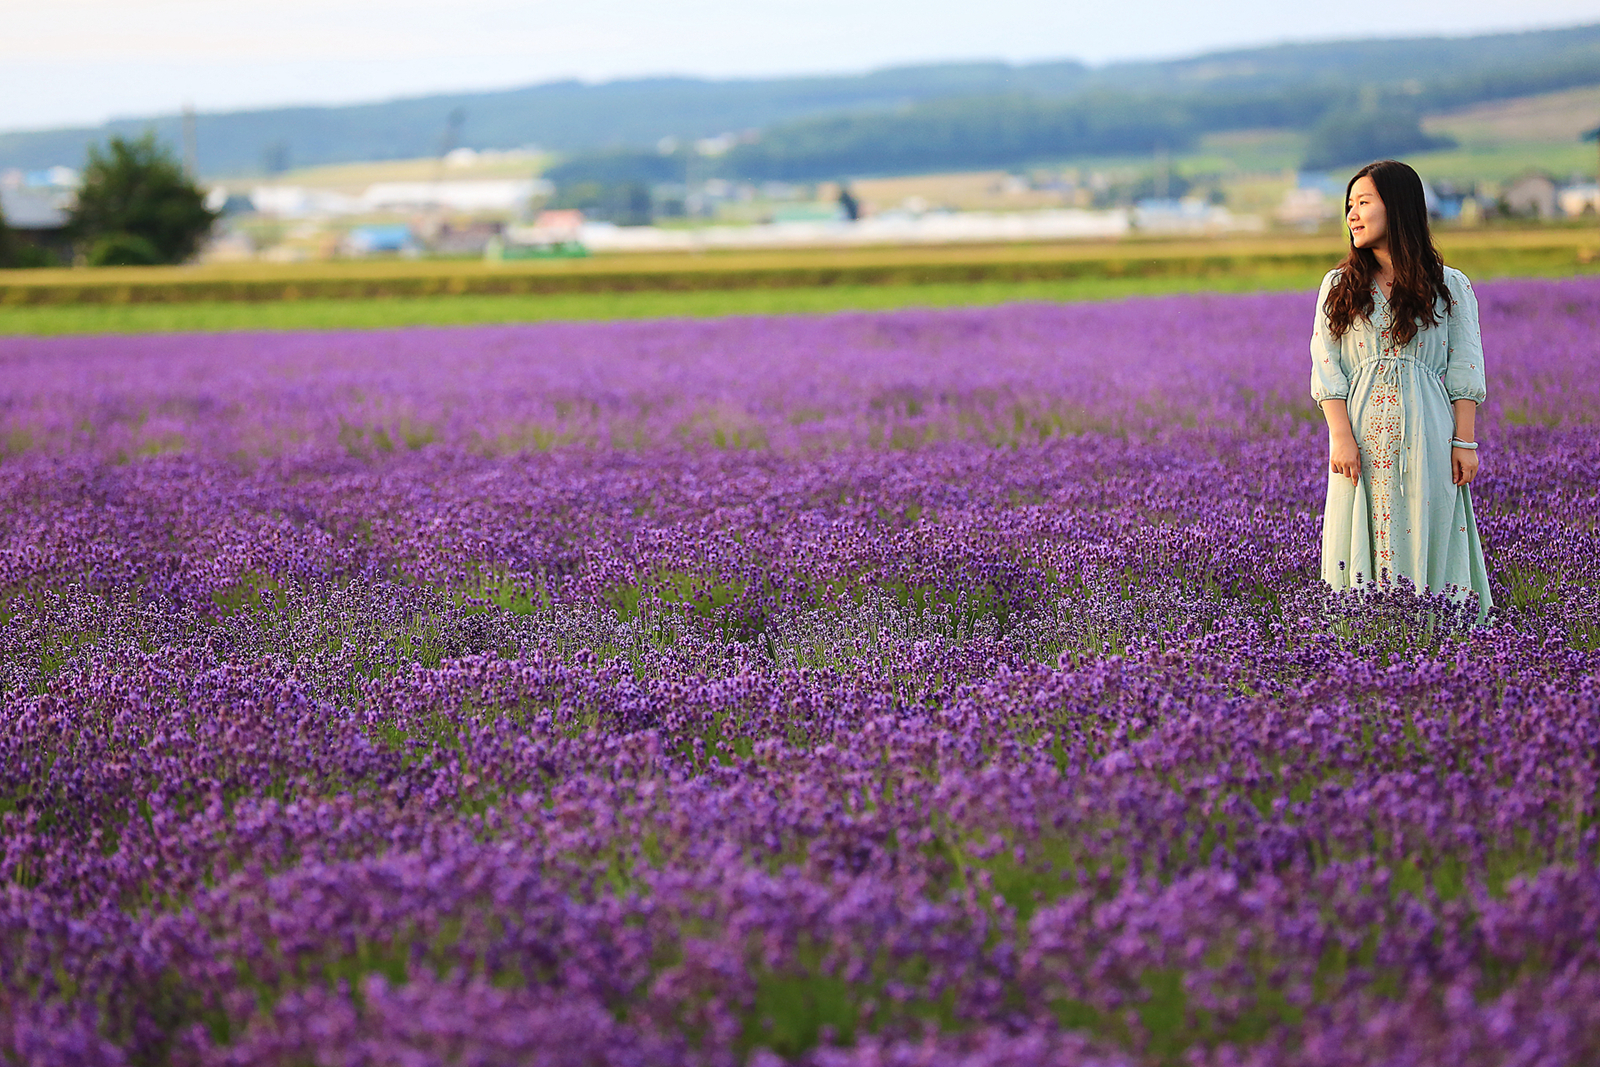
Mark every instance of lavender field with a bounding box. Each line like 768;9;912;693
2;278;1599;1067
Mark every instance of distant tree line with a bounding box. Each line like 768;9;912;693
544;86;1461;189
548;43;1600;189
548;179;658;226
1301;110;1455;172
545;149;690;189
721;94;1197;181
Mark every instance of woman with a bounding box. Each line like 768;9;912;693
1310;159;1492;621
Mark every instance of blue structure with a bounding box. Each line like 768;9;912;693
345;224;417;255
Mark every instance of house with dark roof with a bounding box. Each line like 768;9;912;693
1;186;73;265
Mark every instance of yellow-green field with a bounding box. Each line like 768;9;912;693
2;234;1363;305
1418;85;1600;183
0;273;1328;336
3;228;1596;335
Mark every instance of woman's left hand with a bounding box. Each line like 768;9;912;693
1452;446;1479;486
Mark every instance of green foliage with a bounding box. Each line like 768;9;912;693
1302;110;1457;171
712;79;1468;183
547;178;656;225
10;245;58;268
87;232;163;267
543;144;680;224
723;92;1204;181
743;973;860;1057
545;148;687;188
69;132;218;265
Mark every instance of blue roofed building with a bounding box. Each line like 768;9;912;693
343;223;418;257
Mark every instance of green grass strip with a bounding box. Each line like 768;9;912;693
0;270;1334;336
3;255;1595;336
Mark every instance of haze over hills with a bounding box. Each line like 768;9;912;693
3;22;1599;179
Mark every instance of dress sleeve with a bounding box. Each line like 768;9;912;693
1443;269;1487;405
1309;270;1350;405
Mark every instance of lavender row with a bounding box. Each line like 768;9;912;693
1;279;1598;1065
2;279;1597;461
4;638;1598;1065
2;424;1596;699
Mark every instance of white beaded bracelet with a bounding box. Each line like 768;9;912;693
1451;439;1478;450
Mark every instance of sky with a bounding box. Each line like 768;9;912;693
3;0;1600;132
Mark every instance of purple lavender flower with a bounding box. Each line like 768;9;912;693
1;278;1597;1064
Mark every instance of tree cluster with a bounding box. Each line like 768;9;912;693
548;180;656;226
68;133;217;266
1301;111;1456;172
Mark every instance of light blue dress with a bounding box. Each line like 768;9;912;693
1310;266;1492;619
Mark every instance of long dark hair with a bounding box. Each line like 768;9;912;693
1325;159;1450;348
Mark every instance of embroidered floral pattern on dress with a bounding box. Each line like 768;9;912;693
1364;365;1403;572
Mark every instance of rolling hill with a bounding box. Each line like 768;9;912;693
2;22;1598;181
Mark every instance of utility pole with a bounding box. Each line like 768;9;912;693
428;107;467;235
182;103;198;178
434;108;466;183
1586;124;1600;222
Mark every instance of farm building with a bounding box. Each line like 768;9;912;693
1503;172;1558;217
0;185;72;264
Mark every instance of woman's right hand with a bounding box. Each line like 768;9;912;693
1329;433;1360;486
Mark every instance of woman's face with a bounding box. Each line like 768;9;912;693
1346;176;1388;250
